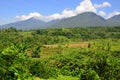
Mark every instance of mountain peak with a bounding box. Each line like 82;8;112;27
25;17;44;22
79;12;96;15
108;14;120;20
1;12;120;30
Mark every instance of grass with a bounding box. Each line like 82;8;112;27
40;42;89;58
49;75;79;80
40;39;120;59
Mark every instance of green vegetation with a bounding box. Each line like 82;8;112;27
0;27;120;80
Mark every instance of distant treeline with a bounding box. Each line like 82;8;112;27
0;26;120;47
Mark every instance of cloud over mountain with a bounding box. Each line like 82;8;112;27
2;12;120;30
98;11;106;17
15;0;96;21
16;13;44;20
16;0;116;21
107;11;120;19
94;2;111;8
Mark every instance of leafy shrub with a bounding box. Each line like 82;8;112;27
30;59;58;79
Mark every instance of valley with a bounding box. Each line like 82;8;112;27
0;27;120;80
0;0;120;80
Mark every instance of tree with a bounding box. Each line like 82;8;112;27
32;46;42;58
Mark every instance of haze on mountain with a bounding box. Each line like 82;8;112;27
0;12;120;30
106;14;120;26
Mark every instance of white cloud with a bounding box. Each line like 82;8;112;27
103;2;111;7
16;0;96;21
75;0;96;14
46;13;61;21
62;9;76;18
47;9;76;21
107;11;120;19
98;11;106;17
94;2;111;8
16;0;112;21
16;12;44;20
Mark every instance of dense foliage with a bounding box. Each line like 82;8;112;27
0;27;120;80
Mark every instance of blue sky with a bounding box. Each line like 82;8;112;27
0;0;120;25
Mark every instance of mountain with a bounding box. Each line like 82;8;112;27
44;19;60;27
49;12;106;28
0;12;120;30
0;18;46;30
106;14;120;26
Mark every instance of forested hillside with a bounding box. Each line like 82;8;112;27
0;27;120;80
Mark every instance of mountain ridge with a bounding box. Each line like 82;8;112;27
0;12;120;30
48;12;107;28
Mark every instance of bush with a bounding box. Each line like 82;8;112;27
30;59;58;79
